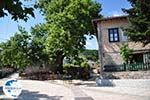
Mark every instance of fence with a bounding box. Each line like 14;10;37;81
104;62;150;72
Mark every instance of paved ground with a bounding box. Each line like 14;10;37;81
81;86;150;100
0;73;150;100
0;80;74;100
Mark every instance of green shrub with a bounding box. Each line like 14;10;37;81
120;44;133;64
80;61;90;68
63;64;73;68
63;61;90;80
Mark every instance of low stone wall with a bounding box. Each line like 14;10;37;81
102;71;150;79
96;79;150;88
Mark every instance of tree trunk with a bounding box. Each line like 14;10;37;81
55;51;65;74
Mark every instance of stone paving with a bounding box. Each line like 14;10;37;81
0;73;150;100
71;86;94;100
0;80;75;100
81;86;150;100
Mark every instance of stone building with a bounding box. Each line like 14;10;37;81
92;16;150;67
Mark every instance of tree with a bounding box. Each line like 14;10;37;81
38;0;102;73
30;24;49;65
0;26;49;69
81;49;99;61
123;0;150;45
120;44;133;64
0;27;31;68
0;0;34;21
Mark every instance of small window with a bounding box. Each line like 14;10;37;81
123;32;127;36
121;29;128;41
122;32;128;41
108;28;119;42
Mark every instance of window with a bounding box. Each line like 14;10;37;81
108;28;119;42
120;29;128;41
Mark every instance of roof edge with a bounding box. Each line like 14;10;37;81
92;15;128;23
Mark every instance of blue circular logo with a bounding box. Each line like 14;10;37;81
3;79;22;98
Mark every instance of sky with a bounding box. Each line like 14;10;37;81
0;0;131;49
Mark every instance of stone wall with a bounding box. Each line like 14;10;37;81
103;71;150;79
97;16;150;66
96;78;150;88
104;53;123;65
98;17;128;65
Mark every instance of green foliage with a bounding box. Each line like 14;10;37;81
0;0;35;21
63;60;90;80
63;64;71;68
120;44;133;64
37;0;102;72
81;49;98;61
72;57;85;66
0;26;49;69
0;62;2;68
0;27;31;68
80;61;90;68
64;56;89;68
0;0;102;72
123;0;150;45
29;24;49;64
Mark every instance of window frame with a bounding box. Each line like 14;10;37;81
108;28;120;42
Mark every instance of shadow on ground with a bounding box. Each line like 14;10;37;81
0;88;63;100
74;81;96;87
75;97;94;100
18;90;63;100
102;73;120;79
0;86;3;95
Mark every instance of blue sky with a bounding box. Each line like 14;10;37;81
0;0;131;49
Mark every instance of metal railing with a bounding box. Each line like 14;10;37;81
104;62;150;72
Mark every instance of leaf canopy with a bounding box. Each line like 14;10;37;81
38;0;102;62
123;0;150;45
0;0;35;21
